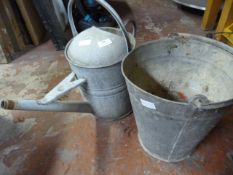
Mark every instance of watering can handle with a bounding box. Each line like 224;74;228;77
38;72;86;105
67;0;132;52
67;0;78;36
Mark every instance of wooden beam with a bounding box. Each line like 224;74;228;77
0;0;28;51
216;0;233;40
16;0;45;45
202;0;222;31
0;12;14;63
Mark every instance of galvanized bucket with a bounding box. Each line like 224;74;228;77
122;33;233;162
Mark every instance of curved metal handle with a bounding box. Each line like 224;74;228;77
68;0;78;36
96;0;132;52
67;0;132;52
38;72;86;104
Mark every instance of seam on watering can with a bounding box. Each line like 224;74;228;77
81;86;128;97
81;82;127;91
167;119;190;161
96;110;132;121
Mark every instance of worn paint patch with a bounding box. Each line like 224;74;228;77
56;148;77;163
144;14;165;34
1;145;20;156
180;16;196;27
0;117;36;143
16;118;37;136
62;116;78;125
0;148;28;175
45;126;60;138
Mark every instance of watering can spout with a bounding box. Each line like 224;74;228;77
1;73;93;114
1;99;93;113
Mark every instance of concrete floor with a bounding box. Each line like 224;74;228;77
0;0;233;174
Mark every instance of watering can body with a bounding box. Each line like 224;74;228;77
68;57;132;119
64;26;135;119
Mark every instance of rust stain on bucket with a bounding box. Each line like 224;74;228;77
178;92;187;101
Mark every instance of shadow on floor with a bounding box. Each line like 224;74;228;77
95;118;111;175
0;113;63;175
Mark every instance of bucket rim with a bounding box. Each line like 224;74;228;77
65;27;136;69
121;33;233;110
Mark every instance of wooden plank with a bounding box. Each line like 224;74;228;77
0;46;10;64
216;0;233;41
0;0;20;52
10;0;31;45
0;12;14;63
202;0;222;31
0;0;32;63
16;0;45;45
0;0;28;50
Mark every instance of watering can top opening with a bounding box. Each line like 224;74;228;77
122;33;233;109
65;26;135;69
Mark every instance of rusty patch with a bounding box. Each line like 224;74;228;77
204;86;209;92
13;116;25;123
177;92;187;101
170;44;178;49
1;100;15;110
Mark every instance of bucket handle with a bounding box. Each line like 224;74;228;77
67;0;132;52
38;72;86;105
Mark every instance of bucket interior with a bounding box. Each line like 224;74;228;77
123;35;233;103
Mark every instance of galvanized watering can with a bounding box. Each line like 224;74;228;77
1;0;135;120
122;33;233;162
